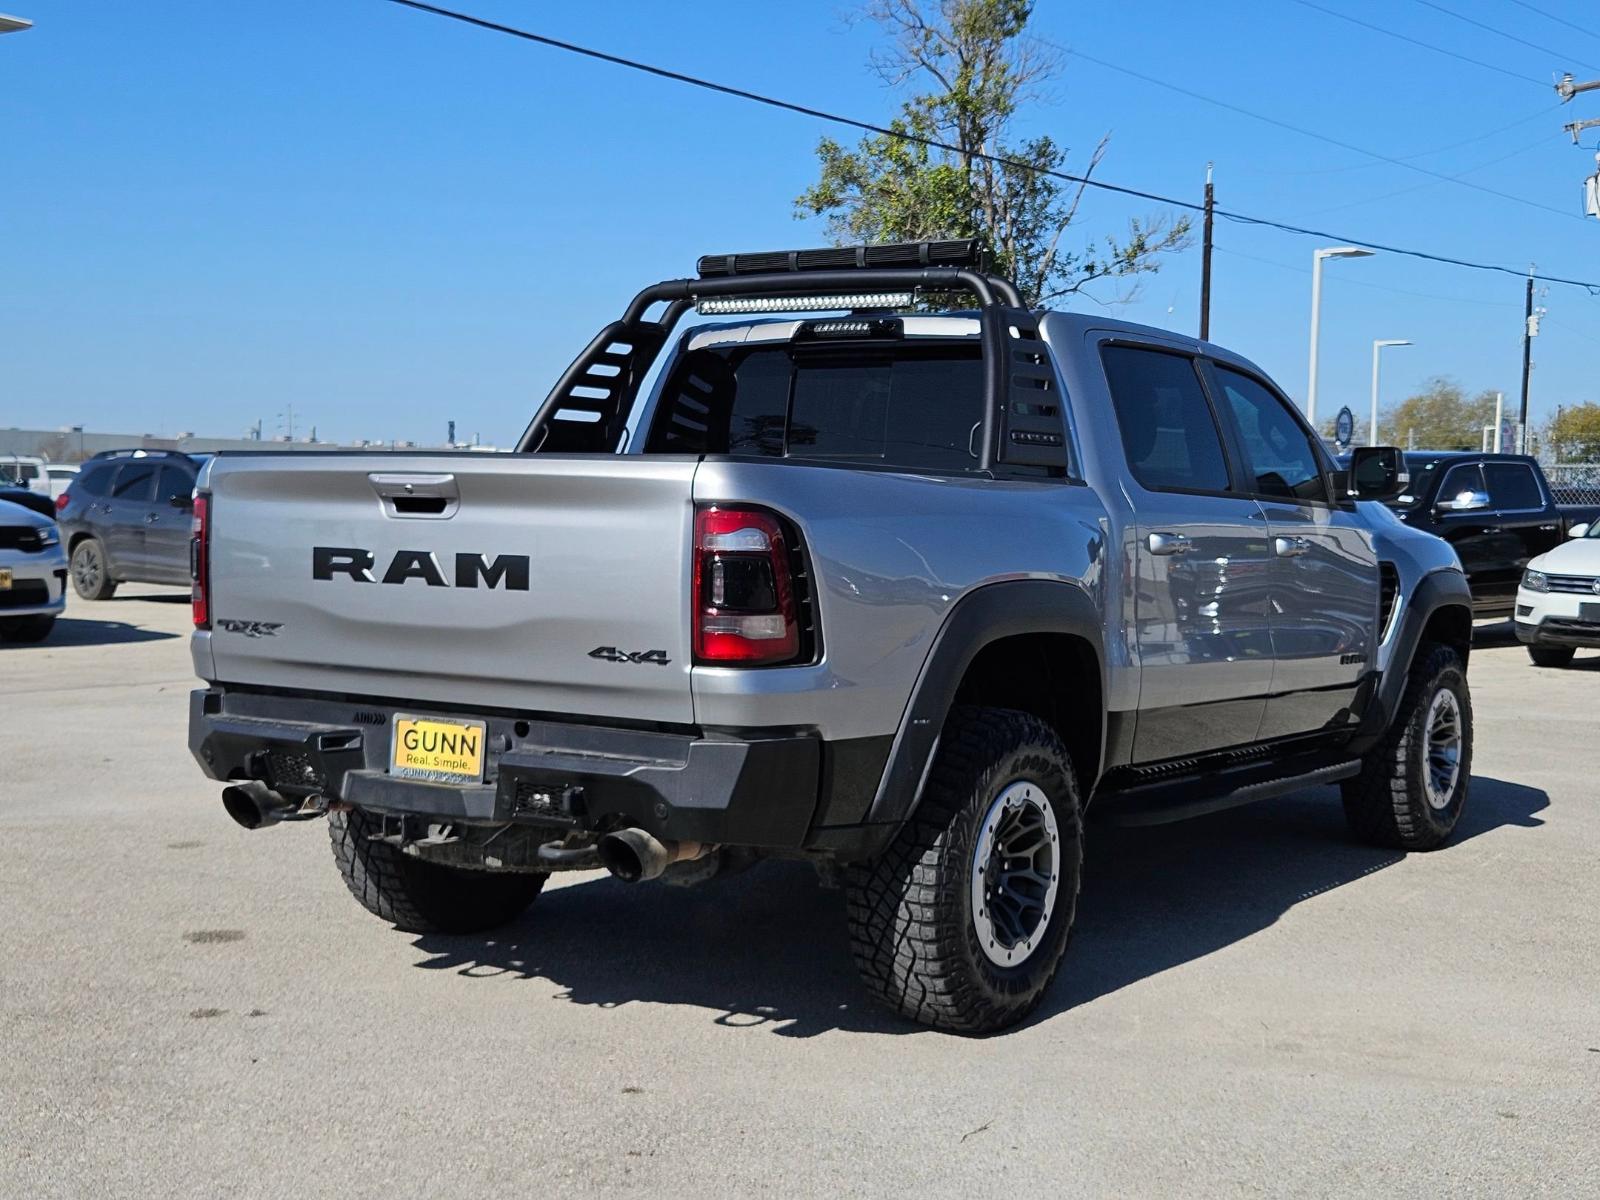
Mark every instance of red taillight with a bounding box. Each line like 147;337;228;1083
190;494;210;629
55;491;70;513
692;506;800;665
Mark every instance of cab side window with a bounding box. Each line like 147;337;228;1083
1436;463;1486;509
1101;346;1231;493
1212;367;1327;503
1482;462;1543;511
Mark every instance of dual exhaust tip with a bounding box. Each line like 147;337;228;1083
222;785;703;884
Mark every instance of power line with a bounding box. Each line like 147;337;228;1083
1504;1;1600;47
1305;130;1562;216
1287;104;1562;175
376;0;1600;294
1055;42;1585;223
1411;0;1600;73
1293;0;1546;88
1214;243;1524;307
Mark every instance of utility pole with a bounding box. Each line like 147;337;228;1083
1519;266;1535;453
1199;163;1214;341
1557;73;1600;103
1557;74;1600;216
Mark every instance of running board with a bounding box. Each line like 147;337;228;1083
1095;759;1361;827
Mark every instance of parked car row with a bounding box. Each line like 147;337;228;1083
1;454;78;500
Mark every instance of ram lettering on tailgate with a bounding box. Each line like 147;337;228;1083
312;547;529;590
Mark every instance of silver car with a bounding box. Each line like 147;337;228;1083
0;502;67;642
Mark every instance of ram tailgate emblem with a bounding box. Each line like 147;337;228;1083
312;547;530;591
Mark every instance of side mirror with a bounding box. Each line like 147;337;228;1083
1346;446;1408;502
1569;522;1590;539
1439;490;1491;513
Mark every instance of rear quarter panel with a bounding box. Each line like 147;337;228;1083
690;461;1110;740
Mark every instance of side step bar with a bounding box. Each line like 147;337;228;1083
1096;759;1361;827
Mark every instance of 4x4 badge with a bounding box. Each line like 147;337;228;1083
588;646;671;666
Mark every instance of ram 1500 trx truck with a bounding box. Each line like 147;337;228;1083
189;240;1474;1032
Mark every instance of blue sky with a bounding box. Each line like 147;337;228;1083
3;0;1597;445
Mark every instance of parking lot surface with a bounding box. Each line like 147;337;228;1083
2;586;1596;1197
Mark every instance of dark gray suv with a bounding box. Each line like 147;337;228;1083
57;451;208;600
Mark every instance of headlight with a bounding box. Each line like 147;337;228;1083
1522;569;1548;593
38;526;59;547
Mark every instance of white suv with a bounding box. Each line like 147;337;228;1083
1516;520;1600;666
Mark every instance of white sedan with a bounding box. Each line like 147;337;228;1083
1516;520;1600;667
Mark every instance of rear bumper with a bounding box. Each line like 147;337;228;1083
188;687;828;850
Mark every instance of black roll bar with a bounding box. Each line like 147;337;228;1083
518;265;1059;474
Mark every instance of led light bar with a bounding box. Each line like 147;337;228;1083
696;291;914;316
697;239;984;278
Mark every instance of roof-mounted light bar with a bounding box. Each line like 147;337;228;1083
696;291;914;316
697;239;985;279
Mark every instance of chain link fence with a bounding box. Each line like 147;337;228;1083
1545;464;1600;511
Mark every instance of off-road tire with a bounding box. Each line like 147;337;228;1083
844;706;1083;1034
329;807;547;934
1342;642;1472;851
1527;644;1575;668
0;614;56;643
69;537;116;601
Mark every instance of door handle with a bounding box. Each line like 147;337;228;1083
1148;532;1192;556
1274;535;1311;558
145;513;159;524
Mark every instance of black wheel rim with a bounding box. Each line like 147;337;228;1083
73;543;101;594
1423;688;1462;810
970;782;1060;967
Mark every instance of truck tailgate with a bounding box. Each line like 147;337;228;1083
201;454;697;724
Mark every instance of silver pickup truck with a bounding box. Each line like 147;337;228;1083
189;240;1473;1032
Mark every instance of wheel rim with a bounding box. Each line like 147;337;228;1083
970;781;1060;968
72;543;101;593
1423;688;1463;810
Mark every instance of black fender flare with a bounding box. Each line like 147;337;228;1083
861;578;1105;833
1364;568;1474;741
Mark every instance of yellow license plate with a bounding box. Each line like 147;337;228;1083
390;715;487;783
0;568;10;590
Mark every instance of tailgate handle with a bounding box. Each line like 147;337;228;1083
368;473;459;520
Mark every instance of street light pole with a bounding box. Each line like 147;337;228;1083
1369;339;1411;446
0;13;32;33
1306;246;1373;425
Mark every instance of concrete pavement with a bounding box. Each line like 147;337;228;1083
2;587;1596;1197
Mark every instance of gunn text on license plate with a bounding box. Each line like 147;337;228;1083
390;715;487;783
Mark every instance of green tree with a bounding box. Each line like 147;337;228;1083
795;0;1190;305
1381;378;1498;451
1546;402;1600;462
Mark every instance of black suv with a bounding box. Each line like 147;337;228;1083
1371;451;1565;617
57;451;209;600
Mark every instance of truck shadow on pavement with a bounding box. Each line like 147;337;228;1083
1;618;178;648
408;774;1546;1038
